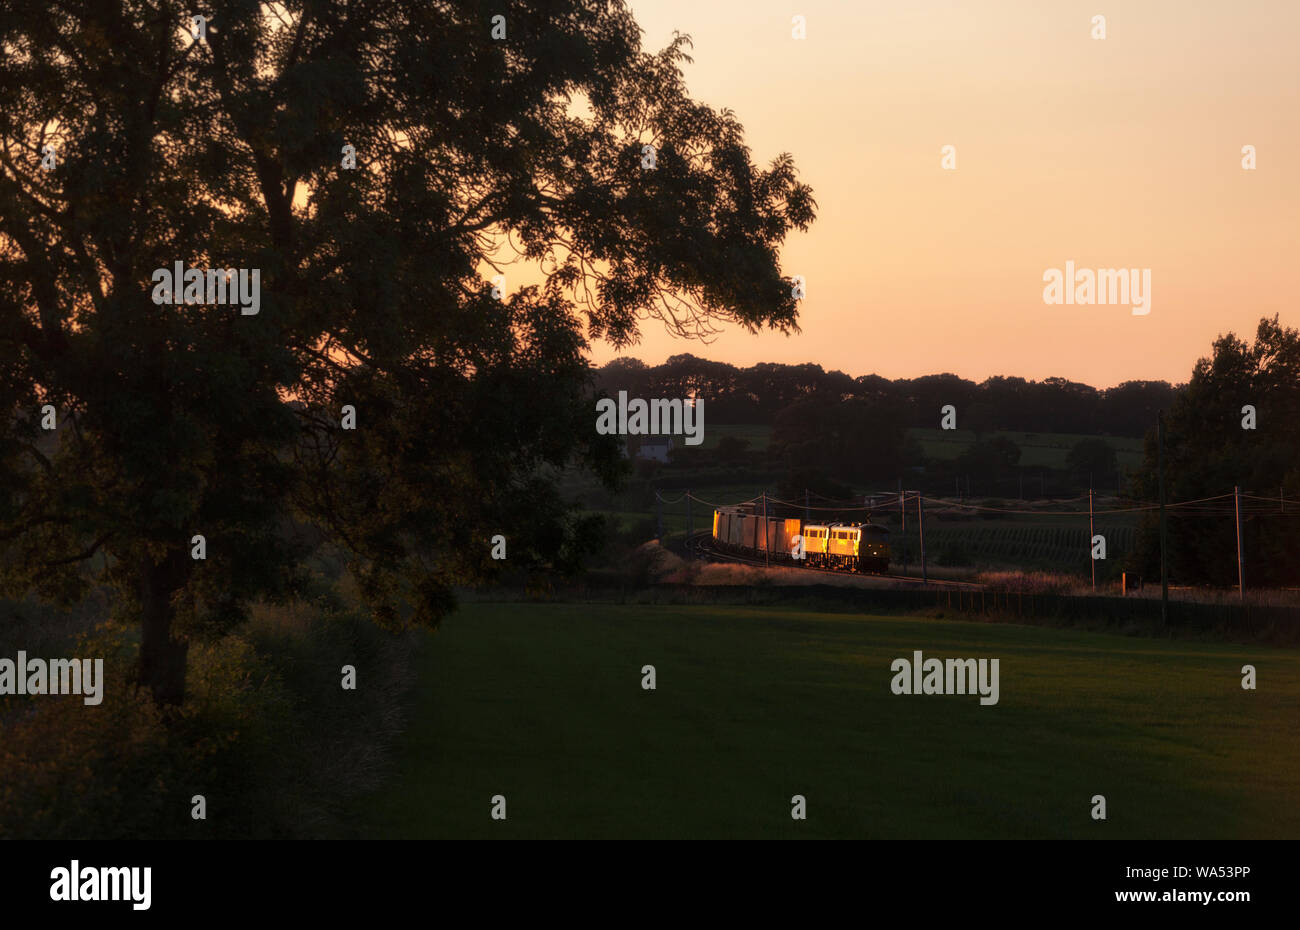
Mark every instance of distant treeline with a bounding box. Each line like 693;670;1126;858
594;355;1181;438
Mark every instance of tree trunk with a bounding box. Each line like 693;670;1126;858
138;551;190;706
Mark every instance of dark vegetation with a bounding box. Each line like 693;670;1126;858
0;0;813;838
0;560;416;839
595;354;1179;434
593;353;1177;499
1;1;811;708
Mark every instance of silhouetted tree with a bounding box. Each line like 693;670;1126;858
0;1;814;703
716;434;749;464
1131;317;1300;587
1066;438;1117;487
956;436;1021;492
771;396;904;483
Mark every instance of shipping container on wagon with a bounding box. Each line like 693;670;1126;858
728;513;745;548
715;510;733;546
781;518;802;557
765;517;801;557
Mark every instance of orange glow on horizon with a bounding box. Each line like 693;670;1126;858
578;0;1300;388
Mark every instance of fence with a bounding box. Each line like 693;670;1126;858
566;575;1298;640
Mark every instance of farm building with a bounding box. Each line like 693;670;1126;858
636;437;673;462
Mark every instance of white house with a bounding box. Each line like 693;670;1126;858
636;436;674;462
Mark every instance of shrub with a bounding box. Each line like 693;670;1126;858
0;585;416;839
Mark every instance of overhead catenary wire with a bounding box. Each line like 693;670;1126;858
672;489;1273;517
681;491;762;509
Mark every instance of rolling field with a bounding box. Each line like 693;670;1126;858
908;427;1145;471
902;519;1138;569
696;423;772;451
344;603;1300;839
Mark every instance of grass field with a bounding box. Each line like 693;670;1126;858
344;603;1300;839
908;427;1145;471
697;423;772;451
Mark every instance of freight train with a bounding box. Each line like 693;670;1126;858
711;507;891;574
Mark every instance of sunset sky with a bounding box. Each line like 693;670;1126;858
585;0;1300;387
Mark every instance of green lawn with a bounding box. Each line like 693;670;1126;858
345;603;1300;839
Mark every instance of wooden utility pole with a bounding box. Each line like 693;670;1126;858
899;485;907;576
1234;485;1245;602
1089;484;1096;591
1157;411;1168;625
917;492;927;583
655;491;663;545
686;490;692;557
762;491;770;568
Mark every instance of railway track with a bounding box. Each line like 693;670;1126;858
686;532;985;589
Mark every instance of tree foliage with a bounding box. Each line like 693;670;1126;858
0;0;814;702
1065;438;1117;486
1131;317;1300;587
595;355;1178;435
955;435;1021;485
770;395;906;483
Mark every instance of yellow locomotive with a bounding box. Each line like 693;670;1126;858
712;509;890;574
